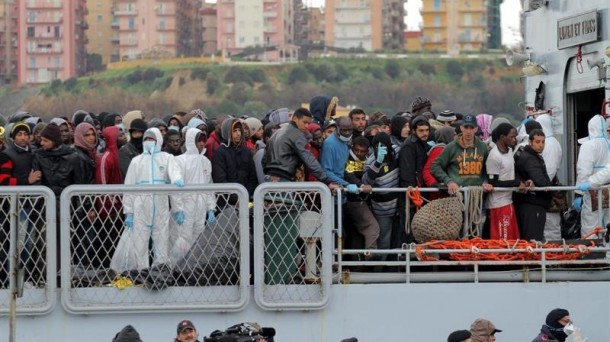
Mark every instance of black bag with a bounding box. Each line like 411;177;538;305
561;206;581;239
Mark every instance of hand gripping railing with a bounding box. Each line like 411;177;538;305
60;184;250;314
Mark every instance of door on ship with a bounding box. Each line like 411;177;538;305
568;88;606;185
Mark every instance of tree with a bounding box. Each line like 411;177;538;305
385;60;401;79
86;53;105;73
227;82;250;106
288;66;309;85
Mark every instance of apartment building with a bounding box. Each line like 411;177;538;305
324;0;405;51
86;0;118;64
18;0;88;84
404;30;422;52
0;1;18;84
421;0;487;53
200;3;217;56
217;0;297;62
113;0;202;60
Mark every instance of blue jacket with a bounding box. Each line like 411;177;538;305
320;133;349;187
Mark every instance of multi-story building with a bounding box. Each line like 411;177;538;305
487;0;501;49
200;3;217;56
421;0;487;54
217;0;298;62
113;0;202;60
85;0;118;65
324;0;405;52
404;30;422;52
0;1;18;84
18;0;88;84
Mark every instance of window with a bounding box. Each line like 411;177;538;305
97;14;103;22
128;18;135;29
27;27;35;38
54;57;60;68
54;26;60;38
434;15;440;26
29;57;36;68
434;0;441;10
160;19;165;29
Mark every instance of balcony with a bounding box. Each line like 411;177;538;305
157;26;176;31
114;9;138;16
156;9;174;16
263;11;277;18
27;16;63;24
111;21;119;28
111;36;120;43
36;33;63;40
26;2;62;9
119;41;137;47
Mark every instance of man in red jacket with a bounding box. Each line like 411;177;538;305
95;126;127;268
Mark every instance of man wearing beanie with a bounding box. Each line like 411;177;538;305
0;123;42;286
533;308;573;342
119;118;147;178
447;329;472;342
411;96;432;117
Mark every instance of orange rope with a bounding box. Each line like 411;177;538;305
415;236;603;262
407;187;424;210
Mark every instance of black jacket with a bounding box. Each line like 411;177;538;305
211;118;258;204
399;134;430;188
32;145;86;198
514;145;553;209
264;121;329;183
0;142;34;185
74;146;95;184
532;325;562;342
119;142;141;179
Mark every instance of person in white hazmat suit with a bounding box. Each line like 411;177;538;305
111;127;185;271
169;128;217;265
575;115;610;238
536;114;563;240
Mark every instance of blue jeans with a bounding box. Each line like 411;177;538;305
375;215;394;261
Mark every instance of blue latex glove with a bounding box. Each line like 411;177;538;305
125;214;134;229
174;179;185;187
572;197;583;213
173;211;186;225
345;184;359;194
376;144;387;164
207;210;216;225
578;182;591;191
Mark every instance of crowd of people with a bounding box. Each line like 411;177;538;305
0;94;607;280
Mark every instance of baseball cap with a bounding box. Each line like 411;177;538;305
462;114;477;127
177;320;196;334
447;330;472;342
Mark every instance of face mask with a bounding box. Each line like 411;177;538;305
143;141;156;154
116;123;126;133
338;134;352;143
563;323;575;336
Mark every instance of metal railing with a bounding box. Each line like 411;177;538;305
59;184;250;314
253;182;333;311
0;186;57;315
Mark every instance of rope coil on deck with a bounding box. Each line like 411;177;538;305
411;193;463;243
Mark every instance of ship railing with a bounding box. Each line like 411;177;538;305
59;184;250;314
0;186;56;315
335;185;610;284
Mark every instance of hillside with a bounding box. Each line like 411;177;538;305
18;57;524;121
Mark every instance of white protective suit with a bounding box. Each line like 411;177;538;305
111;128;184;271
536;114;563;240
576;115;610;237
169;128;216;265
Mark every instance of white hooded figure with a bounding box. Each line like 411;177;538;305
169;128;216;265
111;127;184;272
536;114;563;240
576;115;610;237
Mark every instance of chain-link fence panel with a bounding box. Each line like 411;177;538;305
253;182;333;310
0;187;56;315
60;184;250;314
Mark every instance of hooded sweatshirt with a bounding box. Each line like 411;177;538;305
536;114;562;180
431;133;489;186
310;95;338;126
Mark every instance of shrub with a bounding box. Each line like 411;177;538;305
179;77;186;86
224;66;252;84
207;75;220;95
287;66;309;85
249;68;267;83
63;77;78;91
385;60;401;79
142;68;164;81
190;67;210;81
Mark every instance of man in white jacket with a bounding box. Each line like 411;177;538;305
536;114;563;240
169;128;217;264
111;127;184;271
575;115;610;238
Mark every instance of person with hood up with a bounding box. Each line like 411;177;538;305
95;126;127;268
211;117;258;207
305;122;323;182
148;117;168;138
309;94;338;126
399;116;431;189
362;132;399;254
170;128;216;265
111;127;185;271
49;117;72;146
476;114;493;142
470;318;501;342
574;114;610;237
423;126;456;200
533;308;575;342
119;118;147;178
205;114;229;159
254;122;279;184
73;122;98;184
244;117;264;152
516;118;543;149
112;325;143;342
536;114;563;240
389;114;410;153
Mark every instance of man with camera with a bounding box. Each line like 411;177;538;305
176;320;201;342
